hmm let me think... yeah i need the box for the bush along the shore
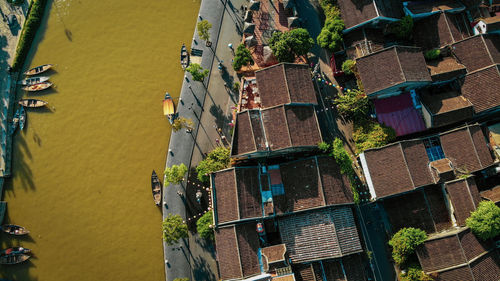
[164,163,188,186]
[196,147,230,183]
[197,211,214,241]
[186,63,209,82]
[12,0,48,71]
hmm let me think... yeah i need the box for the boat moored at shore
[24,64,53,76]
[19,107,26,131]
[180,44,190,70]
[18,76,50,86]
[0,247,31,256]
[163,92,176,124]
[151,170,162,206]
[0,253,30,265]
[1,224,29,236]
[22,81,52,92]
[18,99,48,108]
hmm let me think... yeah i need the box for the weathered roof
[444,177,481,226]
[459,64,500,114]
[405,0,464,14]
[426,56,466,82]
[344,28,385,59]
[212,156,354,225]
[231,105,322,157]
[255,63,317,108]
[420,91,473,127]
[416,228,497,276]
[278,207,362,263]
[413,12,472,50]
[337,0,404,29]
[361,125,494,199]
[452,34,500,72]
[480,185,500,202]
[356,46,431,95]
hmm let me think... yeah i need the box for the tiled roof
[444,178,480,226]
[231,105,322,157]
[405,0,464,14]
[337,0,403,29]
[413,12,471,50]
[426,56,466,82]
[212,156,354,225]
[361,125,494,199]
[278,207,362,263]
[357,46,431,95]
[255,63,317,108]
[469,250,500,281]
[262,244,287,269]
[272,275,296,281]
[420,91,473,127]
[452,34,500,72]
[459,64,500,114]
[480,185,500,202]
[292,264,315,281]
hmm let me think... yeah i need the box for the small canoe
[24,64,53,76]
[0,253,30,265]
[163,92,175,124]
[0,247,31,256]
[18,76,50,86]
[180,44,190,70]
[19,106,26,131]
[151,170,162,206]
[18,99,48,108]
[1,224,29,236]
[22,81,52,92]
[9,108,21,135]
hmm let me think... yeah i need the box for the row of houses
[209,0,500,280]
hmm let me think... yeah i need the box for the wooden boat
[18,76,50,86]
[18,99,48,108]
[19,106,26,131]
[9,108,20,135]
[1,224,29,236]
[0,253,30,265]
[0,247,31,256]
[180,44,190,70]
[151,170,162,206]
[22,81,52,92]
[163,92,175,124]
[24,64,53,76]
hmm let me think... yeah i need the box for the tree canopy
[172,117,194,132]
[353,119,396,154]
[389,16,413,40]
[196,147,231,182]
[186,63,209,82]
[466,200,500,240]
[162,214,188,245]
[388,227,427,265]
[334,89,370,122]
[197,20,212,43]
[197,211,214,241]
[317,15,345,52]
[164,163,188,186]
[400,264,433,281]
[268,28,314,62]
[233,44,254,71]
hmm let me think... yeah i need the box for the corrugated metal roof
[374,93,426,136]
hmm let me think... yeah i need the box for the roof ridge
[314,156,327,206]
[466,126,483,169]
[399,142,416,189]
[282,64,292,104]
[282,105,293,148]
[394,46,406,83]
[247,110,259,154]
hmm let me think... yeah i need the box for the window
[423,137,445,162]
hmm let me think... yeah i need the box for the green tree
[390,16,413,40]
[197,211,215,241]
[164,163,188,186]
[162,214,189,245]
[341,59,356,75]
[401,264,433,281]
[196,147,231,182]
[173,278,190,281]
[186,63,209,82]
[334,89,370,122]
[268,28,314,62]
[318,141,331,153]
[353,119,396,153]
[233,44,254,71]
[197,20,212,46]
[331,138,360,203]
[424,49,441,60]
[388,228,427,265]
[317,16,345,52]
[466,200,500,240]
[172,117,194,132]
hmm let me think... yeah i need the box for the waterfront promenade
[162,0,246,280]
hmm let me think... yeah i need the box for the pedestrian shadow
[193,256,217,281]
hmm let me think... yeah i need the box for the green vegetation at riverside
[172,117,194,132]
[12,0,49,71]
[341,59,356,75]
[318,138,360,203]
[197,211,214,241]
[424,49,441,60]
[400,264,433,281]
[173,278,190,281]
[197,20,212,45]
[196,147,231,182]
[317,0,344,52]
[389,227,427,265]
[232,44,254,71]
[164,163,188,186]
[353,119,396,153]
[389,15,414,40]
[268,28,314,62]
[186,63,209,82]
[162,214,189,245]
[466,200,500,240]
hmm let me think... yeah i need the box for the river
[0,0,199,280]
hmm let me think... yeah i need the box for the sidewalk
[162,0,246,280]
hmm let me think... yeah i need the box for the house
[343,28,386,60]
[232,63,323,160]
[473,15,500,34]
[451,34,500,73]
[403,0,466,19]
[337,0,404,33]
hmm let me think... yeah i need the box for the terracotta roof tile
[460,65,500,113]
[262,244,287,264]
[293,264,315,281]
[401,140,435,187]
[237,223,261,277]
[458,228,494,261]
[470,250,500,281]
[435,265,474,281]
[216,226,243,279]
[426,56,467,82]
[445,178,480,226]
[414,12,471,50]
[284,64,317,104]
[286,106,322,148]
[417,234,467,272]
[420,91,473,127]
[317,156,354,205]
[405,0,464,14]
[321,259,345,280]
[249,110,267,152]
[440,126,488,172]
[232,111,257,156]
[452,34,500,72]
[343,254,367,281]
[236,168,263,220]
[480,185,500,202]
[262,106,291,150]
[337,0,379,29]
[423,185,452,232]
[470,125,495,168]
[213,169,239,224]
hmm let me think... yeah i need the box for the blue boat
[19,106,26,131]
[9,108,21,135]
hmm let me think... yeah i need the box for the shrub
[197,211,214,241]
[466,200,500,240]
[334,89,370,122]
[390,16,413,40]
[164,163,188,186]
[318,141,330,153]
[331,138,360,203]
[12,0,49,71]
[317,16,344,52]
[172,117,194,132]
[232,44,254,71]
[186,63,209,82]
[319,0,341,19]
[388,228,427,265]
[196,147,231,182]
[197,20,212,43]
[401,264,433,281]
[353,119,396,153]
[424,49,441,60]
[232,81,240,92]
[341,59,356,75]
[162,214,188,245]
[269,28,314,62]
